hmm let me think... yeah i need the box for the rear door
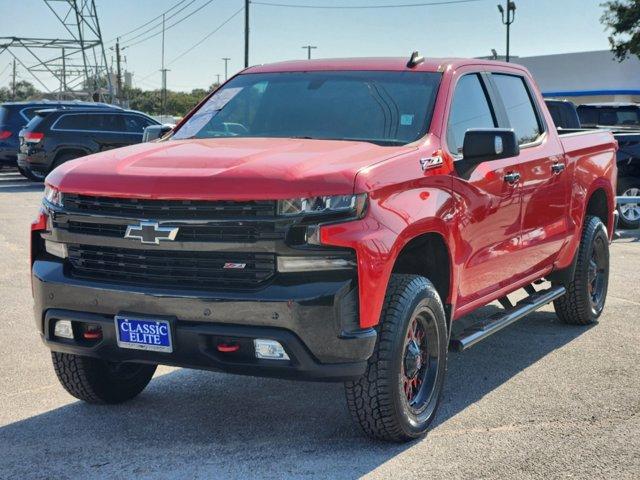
[446,71,523,308]
[489,72,570,277]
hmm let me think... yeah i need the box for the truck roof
[245,57,526,74]
[579,102,639,108]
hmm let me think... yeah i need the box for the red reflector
[82,326,102,340]
[0,130,11,140]
[24,131,44,142]
[217,343,240,353]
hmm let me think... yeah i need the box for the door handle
[551,163,566,174]
[503,172,520,184]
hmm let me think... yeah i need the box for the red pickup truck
[31,55,617,442]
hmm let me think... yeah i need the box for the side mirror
[142,124,174,142]
[456,129,519,179]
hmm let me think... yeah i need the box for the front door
[445,72,523,309]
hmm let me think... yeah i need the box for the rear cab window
[446,73,497,155]
[491,73,544,145]
[577,106,640,127]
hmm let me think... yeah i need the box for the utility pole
[302,45,317,60]
[222,57,230,80]
[61,48,66,95]
[11,58,16,100]
[115,38,123,103]
[160,13,169,118]
[497,1,516,62]
[244,0,250,68]
[216,74,221,85]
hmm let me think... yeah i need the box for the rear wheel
[51,352,156,404]
[616,177,640,229]
[345,274,448,442]
[554,215,610,325]
[19,166,46,182]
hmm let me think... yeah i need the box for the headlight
[277,194,367,218]
[43,185,62,207]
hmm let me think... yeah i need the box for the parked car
[577,102,640,128]
[546,99,640,229]
[17,108,159,181]
[32,56,616,442]
[0,100,118,172]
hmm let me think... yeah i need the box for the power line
[168,8,244,65]
[252,0,484,8]
[113,0,198,46]
[135,7,243,85]
[108,0,191,42]
[122,0,219,49]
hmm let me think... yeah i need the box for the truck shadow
[0,310,587,479]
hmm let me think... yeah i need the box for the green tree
[601,0,640,61]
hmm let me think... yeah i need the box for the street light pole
[222,57,231,80]
[301,45,317,60]
[244,0,250,68]
[497,1,516,62]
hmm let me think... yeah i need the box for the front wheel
[52,352,157,404]
[345,274,448,442]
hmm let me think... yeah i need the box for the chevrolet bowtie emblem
[124,221,179,245]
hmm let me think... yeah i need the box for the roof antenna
[407,51,425,68]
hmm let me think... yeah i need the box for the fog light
[254,339,290,360]
[277,256,355,272]
[54,320,74,339]
[45,240,68,259]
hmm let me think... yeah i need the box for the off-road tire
[345,274,448,442]
[554,215,610,325]
[51,352,157,404]
[616,177,640,230]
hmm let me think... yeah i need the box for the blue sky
[0,0,612,92]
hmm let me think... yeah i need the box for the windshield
[172,71,442,146]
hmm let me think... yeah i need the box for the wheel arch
[585,183,613,235]
[390,231,453,331]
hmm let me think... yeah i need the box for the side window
[447,74,496,155]
[492,74,542,145]
[55,114,89,130]
[97,114,127,132]
[123,114,152,133]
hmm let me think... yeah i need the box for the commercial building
[515,50,640,104]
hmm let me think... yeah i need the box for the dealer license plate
[115,316,173,353]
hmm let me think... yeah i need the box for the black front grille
[67,245,276,290]
[57,220,280,243]
[62,194,277,219]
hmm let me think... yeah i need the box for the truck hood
[47,137,416,200]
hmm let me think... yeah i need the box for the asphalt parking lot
[0,168,638,480]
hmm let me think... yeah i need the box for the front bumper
[33,259,376,381]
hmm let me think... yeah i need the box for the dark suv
[0,101,117,171]
[577,103,640,128]
[18,108,159,181]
